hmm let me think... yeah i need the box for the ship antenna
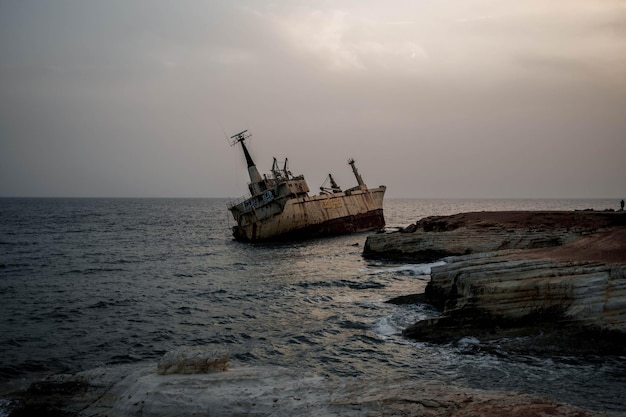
[230,130,256,169]
[230,130,263,186]
[230,130,251,146]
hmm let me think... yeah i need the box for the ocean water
[1,197,625,413]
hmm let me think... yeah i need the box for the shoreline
[5,355,620,417]
[5,209,626,416]
[365,210,626,356]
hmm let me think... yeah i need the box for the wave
[374,304,440,338]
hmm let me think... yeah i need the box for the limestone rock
[156,346,229,375]
[7,363,608,417]
[405,251,626,354]
[364,211,626,353]
[364,226,580,261]
[364,211,626,261]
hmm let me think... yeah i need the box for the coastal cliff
[366,211,626,353]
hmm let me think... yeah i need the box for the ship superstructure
[227,130,386,241]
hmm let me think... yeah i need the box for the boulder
[156,346,229,375]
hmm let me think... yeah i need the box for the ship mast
[231,130,264,194]
[348,158,366,190]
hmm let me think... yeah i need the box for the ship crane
[320,174,342,194]
[271,158,292,180]
[348,158,366,190]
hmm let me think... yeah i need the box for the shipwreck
[227,130,386,241]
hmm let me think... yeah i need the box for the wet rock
[156,346,229,375]
[404,251,626,354]
[6,363,608,417]
[400,223,417,233]
[385,293,427,305]
[8,379,89,417]
[6,365,137,417]
[364,211,626,353]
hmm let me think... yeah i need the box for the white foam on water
[374,316,398,337]
[0,399,14,417]
[457,336,481,347]
[365,261,446,276]
[374,304,441,339]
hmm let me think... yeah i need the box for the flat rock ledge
[364,211,626,262]
[364,211,626,354]
[6,359,616,417]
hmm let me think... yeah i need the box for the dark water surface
[1,198,624,412]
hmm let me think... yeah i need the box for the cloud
[1,0,625,198]
[209,47,256,66]
[250,0,626,93]
[449,0,626,86]
[275,9,366,71]
[268,7,429,73]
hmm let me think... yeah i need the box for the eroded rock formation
[365,211,626,354]
[406,251,626,354]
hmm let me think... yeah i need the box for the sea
[1,198,625,414]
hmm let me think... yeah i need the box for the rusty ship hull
[227,130,386,242]
[231,186,386,241]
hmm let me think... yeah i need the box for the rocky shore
[364,211,626,262]
[6,210,626,416]
[5,347,619,417]
[366,210,626,355]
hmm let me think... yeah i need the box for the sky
[1,0,625,199]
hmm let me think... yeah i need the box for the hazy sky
[1,1,625,198]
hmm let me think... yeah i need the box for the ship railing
[228,194,252,210]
